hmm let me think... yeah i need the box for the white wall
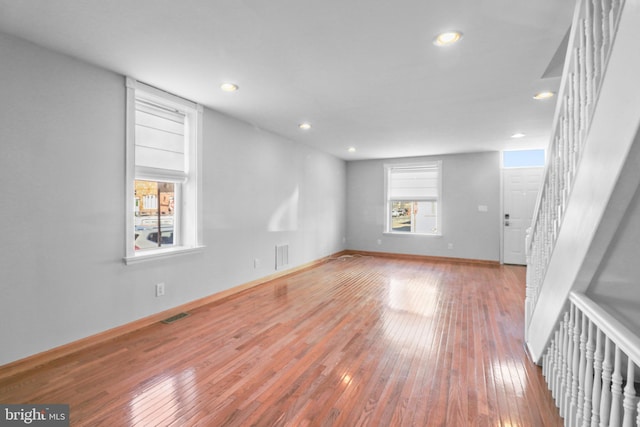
[586,180,640,332]
[345,152,500,261]
[0,32,346,366]
[583,133,640,333]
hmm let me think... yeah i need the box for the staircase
[525,0,640,424]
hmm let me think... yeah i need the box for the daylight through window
[125,78,203,263]
[134,180,175,250]
[385,162,442,235]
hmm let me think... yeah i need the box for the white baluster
[590,327,603,427]
[560,133,568,218]
[609,5,616,47]
[557,319,566,401]
[601,0,610,68]
[566,75,574,192]
[549,330,560,399]
[560,311,571,417]
[609,345,623,426]
[611,0,621,29]
[582,319,595,426]
[577,312,589,427]
[599,336,612,427]
[571,59,580,177]
[592,0,602,90]
[544,341,552,383]
[557,325,564,396]
[578,20,587,142]
[570,306,582,427]
[550,336,557,389]
[584,0,595,110]
[565,307,576,418]
[621,358,636,427]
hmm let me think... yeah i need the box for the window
[124,78,203,263]
[385,162,442,235]
[502,149,545,168]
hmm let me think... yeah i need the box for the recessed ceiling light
[533,91,554,100]
[299,122,312,130]
[220,83,239,92]
[511,133,526,138]
[433,31,463,46]
[348,147,356,153]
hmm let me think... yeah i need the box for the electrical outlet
[254,258,261,269]
[156,282,165,297]
[448,243,454,250]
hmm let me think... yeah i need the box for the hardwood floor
[0,255,562,426]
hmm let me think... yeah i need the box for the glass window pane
[390,200,439,234]
[414,200,438,234]
[391,201,413,232]
[385,161,441,235]
[134,180,175,251]
[503,149,545,168]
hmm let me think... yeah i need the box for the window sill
[383,232,442,237]
[123,245,205,265]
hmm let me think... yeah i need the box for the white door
[503,167,543,265]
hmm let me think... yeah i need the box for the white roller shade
[388,165,439,200]
[135,101,186,175]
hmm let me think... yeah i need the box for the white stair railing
[542,292,640,427]
[525,0,625,339]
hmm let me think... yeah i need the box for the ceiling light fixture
[511,133,526,138]
[533,91,554,100]
[220,83,239,92]
[348,147,356,153]
[299,122,312,130]
[433,31,463,46]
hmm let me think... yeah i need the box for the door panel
[503,168,543,265]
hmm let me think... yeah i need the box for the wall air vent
[275,244,289,270]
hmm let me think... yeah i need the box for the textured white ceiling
[0,0,575,160]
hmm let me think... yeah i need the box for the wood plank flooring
[0,255,562,426]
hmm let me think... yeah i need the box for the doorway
[502,167,543,265]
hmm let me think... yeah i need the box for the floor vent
[161,312,190,324]
[275,244,289,270]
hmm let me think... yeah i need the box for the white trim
[570,292,640,367]
[123,245,206,265]
[125,80,136,257]
[194,104,204,246]
[383,161,442,235]
[126,77,197,110]
[125,77,204,263]
[382,231,443,237]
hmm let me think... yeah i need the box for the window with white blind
[124,78,203,264]
[384,161,442,235]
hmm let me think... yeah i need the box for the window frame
[124,78,204,264]
[384,161,442,236]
